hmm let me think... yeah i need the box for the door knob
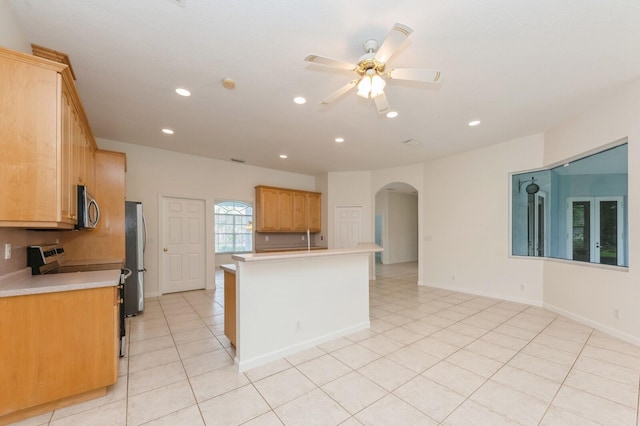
[163,248,168,252]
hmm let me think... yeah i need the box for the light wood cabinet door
[256,186,280,231]
[0,286,119,418]
[0,47,97,228]
[278,189,293,231]
[223,270,237,347]
[0,52,59,224]
[60,82,75,222]
[256,186,294,231]
[306,192,322,232]
[292,191,307,231]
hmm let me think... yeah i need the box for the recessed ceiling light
[335,137,345,143]
[161,128,174,135]
[279,154,288,159]
[386,111,398,118]
[468,120,481,126]
[293,96,306,105]
[175,88,191,97]
[222,78,236,90]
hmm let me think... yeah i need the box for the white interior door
[334,206,362,248]
[161,196,206,293]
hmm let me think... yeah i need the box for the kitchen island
[231,243,382,371]
[0,268,121,424]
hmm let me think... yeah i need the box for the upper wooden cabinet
[255,186,321,232]
[0,47,97,229]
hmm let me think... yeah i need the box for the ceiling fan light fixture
[357,70,386,99]
[356,75,372,98]
[370,74,386,98]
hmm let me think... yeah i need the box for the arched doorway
[374,182,419,266]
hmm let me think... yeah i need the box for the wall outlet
[301,235,305,241]
[320,235,324,241]
[614,309,621,319]
[4,243,11,260]
[265,235,269,241]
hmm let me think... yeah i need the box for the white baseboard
[543,302,640,347]
[422,281,543,307]
[236,321,370,372]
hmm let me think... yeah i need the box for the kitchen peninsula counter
[234,243,380,262]
[231,243,382,371]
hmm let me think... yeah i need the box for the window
[215,200,253,254]
[511,142,628,267]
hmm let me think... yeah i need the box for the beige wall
[97,138,316,297]
[0,0,29,53]
[422,133,546,306]
[542,79,640,344]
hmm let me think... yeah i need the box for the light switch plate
[4,243,11,260]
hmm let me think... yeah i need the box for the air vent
[167,0,186,7]
[231,158,246,164]
[402,139,421,146]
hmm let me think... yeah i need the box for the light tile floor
[14,262,640,425]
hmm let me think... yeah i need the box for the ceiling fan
[304,23,442,115]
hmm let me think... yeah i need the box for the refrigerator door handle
[123,268,133,280]
[142,213,148,253]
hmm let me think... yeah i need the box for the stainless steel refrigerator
[125,201,145,316]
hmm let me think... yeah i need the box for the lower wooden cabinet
[223,268,237,347]
[0,286,119,422]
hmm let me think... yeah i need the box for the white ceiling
[9,1,640,175]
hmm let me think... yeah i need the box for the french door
[567,197,624,265]
[528,192,547,257]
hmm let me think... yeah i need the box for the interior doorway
[160,196,206,294]
[374,183,418,265]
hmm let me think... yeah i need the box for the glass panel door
[595,197,623,266]
[567,197,624,265]
[571,200,591,262]
[535,193,546,257]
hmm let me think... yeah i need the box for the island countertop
[0,267,121,298]
[233,242,382,263]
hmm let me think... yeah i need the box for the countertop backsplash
[0,228,62,276]
[254,231,325,252]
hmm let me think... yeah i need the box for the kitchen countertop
[220,264,236,274]
[255,246,327,253]
[0,267,121,298]
[233,242,382,263]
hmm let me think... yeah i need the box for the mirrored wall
[511,143,628,267]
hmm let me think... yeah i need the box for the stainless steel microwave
[76,185,100,229]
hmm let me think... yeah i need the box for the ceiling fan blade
[374,23,413,64]
[320,79,359,104]
[387,68,442,83]
[305,54,357,71]
[373,92,391,114]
